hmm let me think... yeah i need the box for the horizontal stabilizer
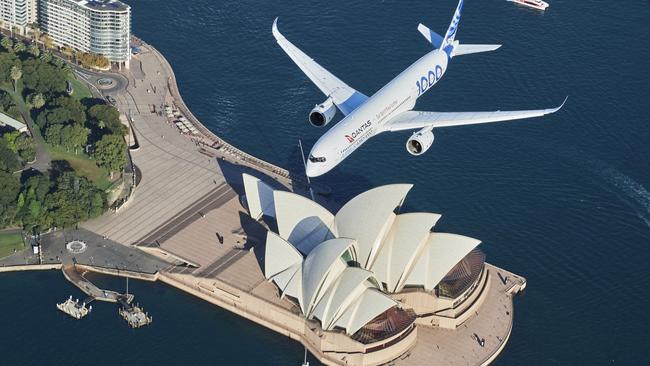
[454,44,502,56]
[417,23,444,49]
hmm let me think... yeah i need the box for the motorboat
[508,0,549,11]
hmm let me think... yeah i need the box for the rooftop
[75,0,130,12]
[0,112,27,133]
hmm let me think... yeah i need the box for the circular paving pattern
[66,240,88,254]
[96,77,116,89]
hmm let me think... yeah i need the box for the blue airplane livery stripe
[338,91,369,115]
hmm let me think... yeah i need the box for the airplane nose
[305,162,317,177]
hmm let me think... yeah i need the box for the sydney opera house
[242,173,526,365]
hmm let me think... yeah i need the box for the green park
[0,33,128,244]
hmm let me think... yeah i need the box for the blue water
[3,0,650,364]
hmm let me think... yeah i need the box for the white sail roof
[333,288,397,335]
[252,174,486,337]
[274,191,336,254]
[301,238,356,315]
[405,233,481,291]
[335,184,412,267]
[242,173,276,219]
[264,231,303,278]
[310,267,376,329]
[370,213,441,292]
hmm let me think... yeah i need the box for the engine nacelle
[309,98,336,127]
[406,129,434,156]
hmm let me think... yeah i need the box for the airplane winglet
[554,96,569,113]
[272,17,281,39]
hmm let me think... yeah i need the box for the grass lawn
[67,76,92,100]
[47,146,113,190]
[0,231,25,259]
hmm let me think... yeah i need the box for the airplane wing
[384,98,567,132]
[272,18,368,115]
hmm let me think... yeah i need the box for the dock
[56,296,92,319]
[119,302,152,328]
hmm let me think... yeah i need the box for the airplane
[272,0,566,177]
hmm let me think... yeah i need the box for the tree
[1,37,13,52]
[43,124,62,145]
[40,34,54,50]
[27,44,39,57]
[0,139,21,172]
[0,52,19,84]
[53,57,65,69]
[30,25,41,47]
[17,172,52,232]
[10,65,22,92]
[28,93,45,109]
[37,96,86,128]
[39,52,52,63]
[61,124,90,153]
[44,123,89,153]
[21,58,66,94]
[0,170,20,227]
[93,133,127,178]
[13,41,25,54]
[87,104,126,136]
[44,171,105,228]
[76,51,110,69]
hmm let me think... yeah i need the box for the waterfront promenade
[0,41,523,366]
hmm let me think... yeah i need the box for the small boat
[508,0,549,11]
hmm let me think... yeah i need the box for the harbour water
[2,0,650,364]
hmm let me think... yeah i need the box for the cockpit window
[308,155,326,163]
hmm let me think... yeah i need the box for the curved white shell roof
[247,175,486,336]
[242,173,276,219]
[405,233,481,291]
[334,288,397,335]
[302,238,355,315]
[264,231,303,279]
[335,184,412,267]
[274,191,336,254]
[370,213,441,292]
[310,267,376,329]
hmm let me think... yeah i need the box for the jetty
[61,265,133,303]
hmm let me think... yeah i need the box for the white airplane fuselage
[306,48,450,177]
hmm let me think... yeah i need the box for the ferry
[508,0,549,10]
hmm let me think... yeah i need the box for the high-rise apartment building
[39,0,131,69]
[0,0,37,34]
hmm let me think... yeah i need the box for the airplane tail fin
[418,0,501,57]
[417,0,463,52]
[442,0,464,47]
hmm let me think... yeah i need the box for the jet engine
[406,129,434,156]
[309,97,336,127]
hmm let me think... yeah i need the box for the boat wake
[585,159,650,228]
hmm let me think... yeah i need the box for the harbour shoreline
[0,38,523,366]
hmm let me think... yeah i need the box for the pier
[61,265,133,303]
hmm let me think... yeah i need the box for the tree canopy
[88,104,127,136]
[93,134,127,174]
[21,58,67,95]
